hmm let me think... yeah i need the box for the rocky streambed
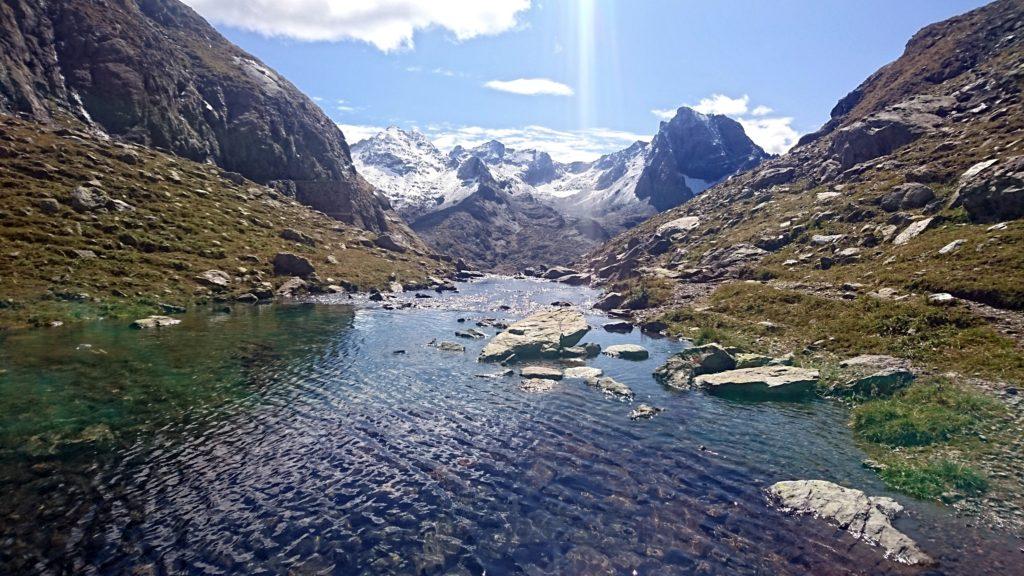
[0,276,1021,575]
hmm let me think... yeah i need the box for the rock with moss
[768,480,932,566]
[654,343,736,389]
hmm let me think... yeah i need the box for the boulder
[694,366,819,397]
[829,109,938,170]
[880,183,934,212]
[280,228,316,246]
[36,197,61,214]
[68,186,108,212]
[557,273,591,286]
[954,155,1024,222]
[768,480,932,566]
[521,366,563,380]
[374,234,409,253]
[272,253,316,277]
[195,269,231,289]
[130,316,181,329]
[654,344,736,389]
[892,217,934,245]
[603,344,649,360]
[602,321,633,333]
[938,239,965,255]
[927,292,956,306]
[656,216,700,237]
[749,167,796,190]
[479,308,590,362]
[276,277,307,297]
[835,367,916,397]
[735,352,773,369]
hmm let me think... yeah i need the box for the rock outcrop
[953,155,1024,222]
[768,480,932,566]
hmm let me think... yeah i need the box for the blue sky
[184,0,989,161]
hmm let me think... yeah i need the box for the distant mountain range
[352,107,770,271]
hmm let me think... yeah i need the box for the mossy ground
[0,117,449,330]
[653,281,1022,510]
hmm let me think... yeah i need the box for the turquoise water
[0,277,1019,575]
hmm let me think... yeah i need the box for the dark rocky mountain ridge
[0,0,414,241]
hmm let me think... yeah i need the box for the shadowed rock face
[635,108,769,211]
[0,0,411,239]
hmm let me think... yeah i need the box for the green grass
[851,380,1001,447]
[876,459,989,501]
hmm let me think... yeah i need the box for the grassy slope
[586,2,1024,522]
[0,116,450,329]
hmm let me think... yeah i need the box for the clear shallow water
[0,277,1020,575]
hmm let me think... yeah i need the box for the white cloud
[652,94,800,154]
[483,78,574,96]
[338,124,388,144]
[691,94,750,116]
[182,0,531,52]
[738,117,800,155]
[651,108,676,121]
[423,124,649,163]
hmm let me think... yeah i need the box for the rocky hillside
[0,116,450,329]
[354,107,768,270]
[0,0,414,241]
[586,0,1024,528]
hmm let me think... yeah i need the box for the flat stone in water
[695,366,818,397]
[520,378,557,393]
[603,344,649,360]
[130,316,181,329]
[479,308,589,362]
[520,366,563,380]
[563,366,603,382]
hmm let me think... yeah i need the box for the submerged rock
[629,404,663,420]
[603,344,649,360]
[653,343,736,389]
[429,340,466,353]
[602,320,634,333]
[563,366,603,382]
[768,480,932,566]
[130,316,181,329]
[591,377,634,399]
[695,366,818,397]
[479,308,590,362]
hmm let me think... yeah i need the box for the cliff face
[0,0,410,238]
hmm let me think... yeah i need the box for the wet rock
[603,344,649,360]
[768,480,932,566]
[195,269,231,289]
[591,376,634,399]
[455,328,487,339]
[479,308,590,362]
[272,253,316,277]
[429,340,466,353]
[695,366,818,397]
[236,293,259,303]
[563,366,603,382]
[520,378,556,393]
[654,343,736,389]
[158,302,186,314]
[629,404,663,420]
[130,315,181,329]
[602,320,633,333]
[521,366,563,380]
[557,273,591,286]
[541,266,577,280]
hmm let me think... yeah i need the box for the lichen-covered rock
[695,366,818,397]
[479,308,589,362]
[768,480,932,566]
